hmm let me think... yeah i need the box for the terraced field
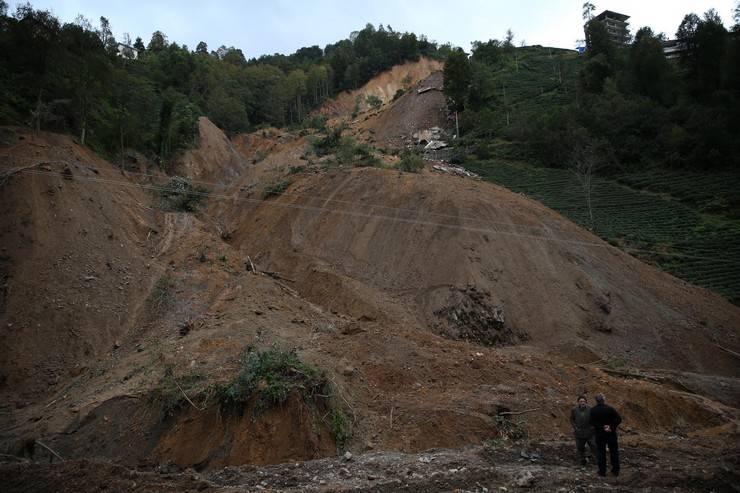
[467,159,740,304]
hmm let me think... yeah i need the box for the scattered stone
[514,470,536,488]
[343,451,353,461]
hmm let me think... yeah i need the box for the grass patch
[309,125,344,157]
[397,149,425,173]
[262,179,292,199]
[217,347,329,408]
[335,137,381,168]
[155,177,207,212]
[147,275,174,314]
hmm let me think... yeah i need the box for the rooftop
[594,10,630,22]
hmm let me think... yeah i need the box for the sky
[9,1,738,56]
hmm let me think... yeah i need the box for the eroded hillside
[1,62,739,492]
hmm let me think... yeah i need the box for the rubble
[431,163,480,179]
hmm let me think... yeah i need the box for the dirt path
[2,441,737,492]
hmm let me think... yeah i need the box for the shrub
[393,88,406,101]
[262,179,292,199]
[309,125,344,157]
[397,149,425,172]
[155,177,207,212]
[302,114,328,132]
[366,94,382,110]
[218,347,329,408]
[335,137,382,168]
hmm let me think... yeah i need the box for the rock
[344,451,353,461]
[339,467,351,477]
[514,470,535,488]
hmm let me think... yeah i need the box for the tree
[133,36,145,52]
[148,30,167,52]
[583,2,596,21]
[571,139,613,225]
[195,41,208,55]
[504,29,515,49]
[443,48,471,136]
[630,27,673,103]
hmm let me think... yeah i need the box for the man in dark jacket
[570,395,596,465]
[589,393,622,476]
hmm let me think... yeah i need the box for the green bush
[302,114,328,132]
[335,137,381,168]
[309,125,344,157]
[393,88,406,101]
[155,177,207,212]
[218,347,328,408]
[262,179,292,199]
[366,94,382,110]
[397,149,425,172]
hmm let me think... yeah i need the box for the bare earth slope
[0,63,739,492]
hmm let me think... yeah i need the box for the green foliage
[443,48,471,112]
[365,93,382,110]
[309,125,344,156]
[329,408,349,448]
[0,7,446,162]
[262,179,292,199]
[392,88,406,101]
[155,177,207,212]
[335,137,381,168]
[217,347,328,408]
[397,149,425,172]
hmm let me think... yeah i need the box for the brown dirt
[0,59,739,492]
[316,58,442,120]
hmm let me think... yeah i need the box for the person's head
[577,395,587,408]
[595,393,605,404]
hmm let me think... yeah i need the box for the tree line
[443,4,740,172]
[0,2,446,165]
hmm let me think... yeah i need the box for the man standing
[589,393,622,477]
[570,395,596,465]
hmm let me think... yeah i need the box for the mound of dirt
[316,58,442,119]
[355,71,449,148]
[222,166,740,377]
[174,117,250,185]
[0,129,160,398]
[1,58,739,492]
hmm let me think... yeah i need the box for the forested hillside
[0,1,447,165]
[446,7,740,174]
[442,6,740,303]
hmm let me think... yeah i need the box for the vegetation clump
[155,177,207,212]
[262,179,292,199]
[216,347,326,408]
[309,125,344,157]
[335,137,381,168]
[147,275,174,313]
[365,94,382,110]
[397,149,425,172]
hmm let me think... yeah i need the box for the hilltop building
[116,43,139,60]
[593,10,631,45]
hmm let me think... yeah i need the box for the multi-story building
[593,10,631,45]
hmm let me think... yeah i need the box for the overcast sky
[10,1,738,56]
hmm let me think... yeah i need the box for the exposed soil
[1,61,739,492]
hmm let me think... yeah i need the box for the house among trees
[116,43,139,60]
[661,39,687,60]
[593,10,631,45]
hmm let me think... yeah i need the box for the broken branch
[497,408,539,416]
[35,440,63,462]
